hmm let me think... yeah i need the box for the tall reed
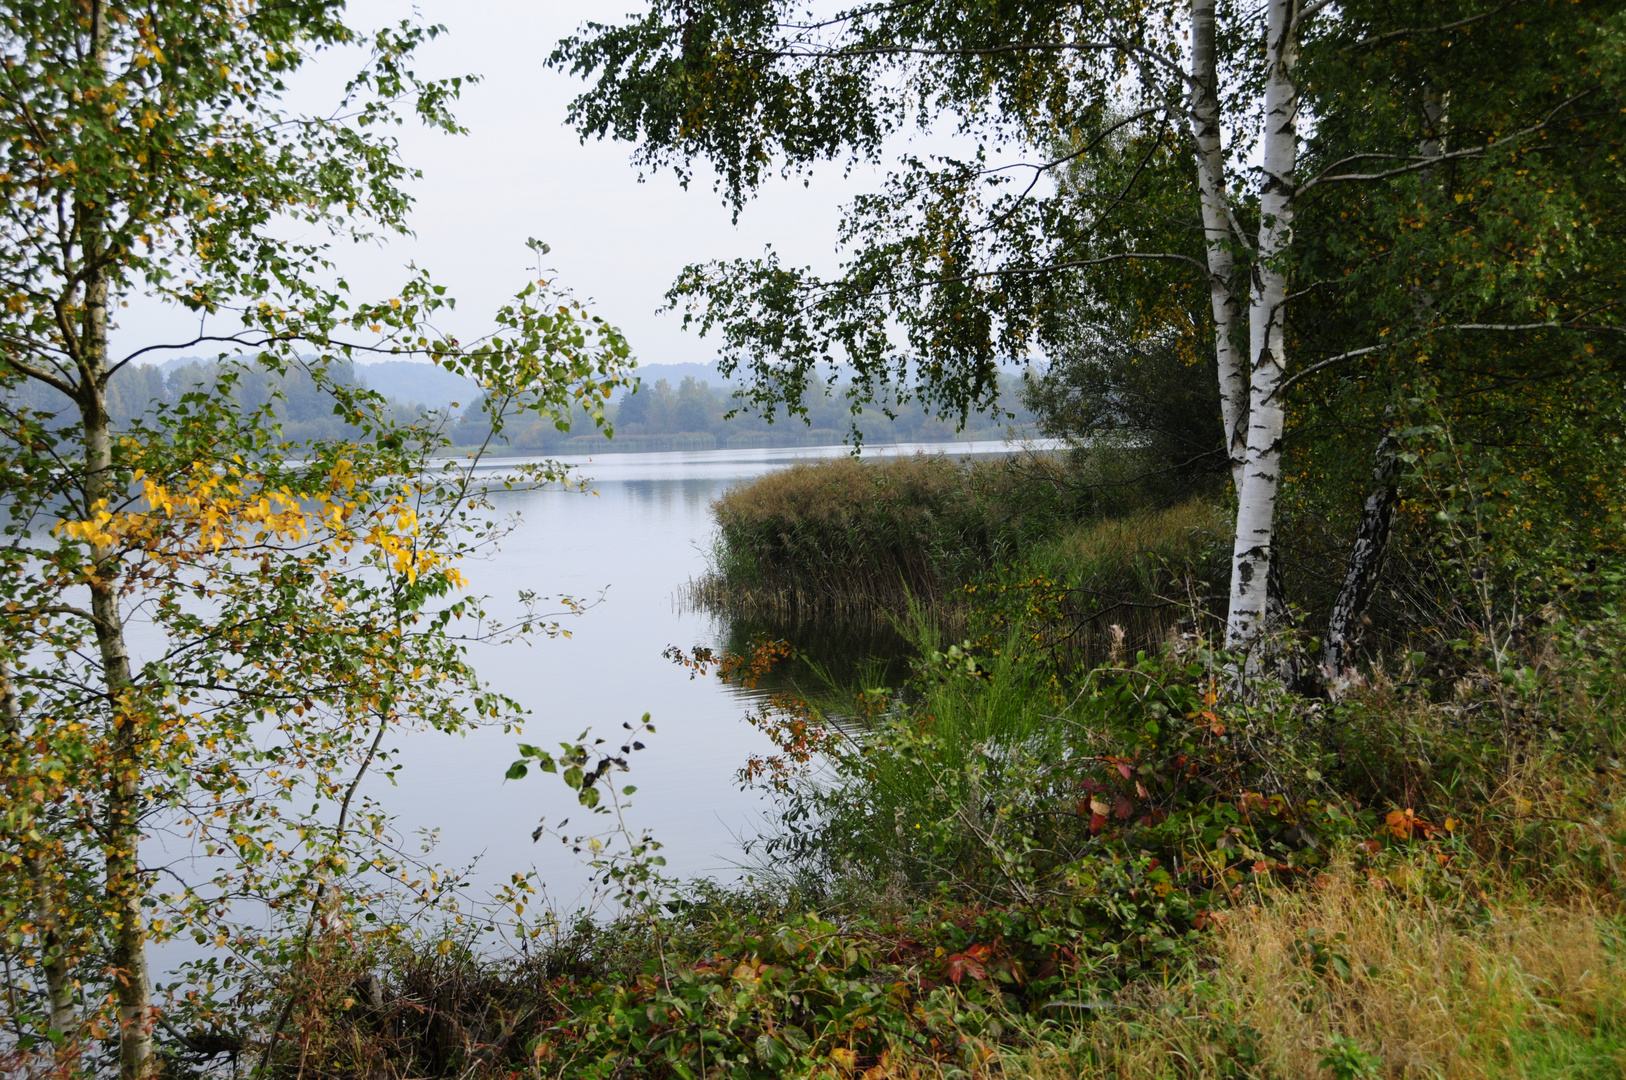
[695,452,1076,621]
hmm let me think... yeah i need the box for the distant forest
[5,358,1033,454]
[456,372,1034,454]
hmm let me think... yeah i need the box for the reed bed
[694,452,1077,621]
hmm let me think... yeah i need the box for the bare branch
[0,351,78,397]
[1300,95,1587,193]
[1271,316,1622,400]
[1342,1,1526,52]
[113,334,275,370]
[1269,343,1388,400]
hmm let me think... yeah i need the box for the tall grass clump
[972,499,1233,667]
[1019,866,1626,1080]
[696,452,1077,620]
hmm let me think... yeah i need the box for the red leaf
[1116,762,1133,780]
[1113,795,1134,820]
[945,952,987,984]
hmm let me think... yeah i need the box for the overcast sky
[110,1,913,370]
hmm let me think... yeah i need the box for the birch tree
[1223,0,1300,646]
[1187,0,1247,493]
[550,0,1309,649]
[0,4,632,1076]
[554,0,1622,663]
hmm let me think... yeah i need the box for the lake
[367,439,1046,917]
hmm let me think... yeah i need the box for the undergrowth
[228,604,1626,1080]
[134,479,1626,1080]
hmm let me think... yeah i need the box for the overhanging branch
[1300,95,1587,192]
[1270,317,1622,400]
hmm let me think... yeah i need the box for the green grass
[1498,1021,1626,1079]
[1012,498,1233,659]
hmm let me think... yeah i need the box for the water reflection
[369,439,1049,912]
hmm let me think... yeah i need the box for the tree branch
[1300,95,1587,192]
[1342,1,1526,52]
[975,108,1172,237]
[797,250,1215,314]
[1268,343,1389,400]
[1271,317,1621,400]
[112,334,280,371]
[0,351,79,397]
[1291,0,1339,35]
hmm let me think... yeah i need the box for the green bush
[967,499,1233,667]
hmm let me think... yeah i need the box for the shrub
[967,500,1233,668]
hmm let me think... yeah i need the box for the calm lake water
[367,439,1043,915]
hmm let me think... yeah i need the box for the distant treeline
[2,357,389,443]
[455,372,1035,454]
[4,358,1031,453]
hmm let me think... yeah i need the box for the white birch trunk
[1226,0,1299,647]
[1189,0,1248,492]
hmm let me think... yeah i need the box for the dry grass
[1008,862,1626,1080]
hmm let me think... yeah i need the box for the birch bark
[1322,430,1399,680]
[1189,0,1248,492]
[1226,0,1300,647]
[79,243,156,1080]
[77,5,156,1075]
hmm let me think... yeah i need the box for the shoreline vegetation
[244,445,1626,1080]
[222,447,1626,1080]
[6,2,1624,1079]
[691,452,1230,646]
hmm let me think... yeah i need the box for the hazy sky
[111,1,909,370]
